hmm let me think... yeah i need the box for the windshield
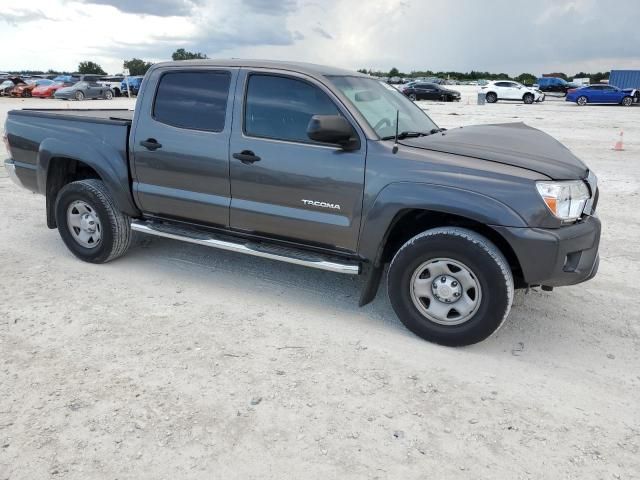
[328,76,438,139]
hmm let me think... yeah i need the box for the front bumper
[493,215,601,287]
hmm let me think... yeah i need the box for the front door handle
[232,150,261,165]
[140,138,162,151]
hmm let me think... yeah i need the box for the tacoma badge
[302,199,341,210]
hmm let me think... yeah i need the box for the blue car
[566,84,636,106]
[121,76,143,96]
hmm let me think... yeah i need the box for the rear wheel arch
[45,157,102,228]
[485,91,498,102]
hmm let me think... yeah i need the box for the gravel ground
[0,92,639,480]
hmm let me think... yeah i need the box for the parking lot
[1,92,639,479]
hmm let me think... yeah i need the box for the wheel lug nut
[454,292,460,297]
[451,281,458,287]
[440,276,446,283]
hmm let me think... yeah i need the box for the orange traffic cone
[613,130,624,151]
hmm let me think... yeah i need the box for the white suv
[481,81,544,104]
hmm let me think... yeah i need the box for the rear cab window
[153,71,231,131]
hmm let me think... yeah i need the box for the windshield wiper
[381,131,430,141]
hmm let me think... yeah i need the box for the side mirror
[307,115,358,150]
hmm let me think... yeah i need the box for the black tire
[388,227,514,346]
[54,179,132,263]
[75,91,84,101]
[485,92,497,103]
[523,93,534,104]
[408,93,417,101]
[621,96,633,106]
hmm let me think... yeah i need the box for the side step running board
[131,220,361,275]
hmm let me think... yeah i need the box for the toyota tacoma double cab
[3,60,601,346]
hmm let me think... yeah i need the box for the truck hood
[400,122,588,179]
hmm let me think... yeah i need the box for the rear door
[502,82,520,99]
[420,84,438,100]
[228,69,366,252]
[587,86,603,102]
[131,67,237,226]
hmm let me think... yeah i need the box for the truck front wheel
[54,179,132,263]
[388,227,514,346]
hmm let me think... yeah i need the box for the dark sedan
[401,82,461,102]
[54,81,114,101]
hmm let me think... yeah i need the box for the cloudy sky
[1,0,639,75]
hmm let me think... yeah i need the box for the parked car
[121,76,143,96]
[4,59,600,347]
[32,80,71,98]
[401,82,461,102]
[566,84,636,106]
[0,77,26,96]
[52,75,78,83]
[481,81,544,104]
[11,79,59,98]
[98,76,124,96]
[536,77,577,96]
[54,81,114,100]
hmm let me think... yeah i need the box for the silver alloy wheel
[75,91,84,101]
[410,258,482,325]
[622,96,632,106]
[67,200,102,248]
[577,96,587,106]
[409,93,417,101]
[105,90,113,100]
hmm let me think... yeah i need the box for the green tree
[357,68,368,74]
[78,61,107,75]
[515,73,537,85]
[388,67,400,77]
[171,48,208,61]
[123,58,153,76]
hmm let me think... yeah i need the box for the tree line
[359,67,610,84]
[7,52,610,84]
[7,49,209,77]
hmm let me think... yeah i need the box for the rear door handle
[140,138,162,151]
[232,150,261,165]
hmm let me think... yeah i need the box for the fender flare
[37,136,139,217]
[357,182,527,265]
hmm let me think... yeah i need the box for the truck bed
[9,108,133,125]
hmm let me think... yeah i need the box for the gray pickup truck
[3,60,601,346]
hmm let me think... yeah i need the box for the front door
[131,68,237,227]
[228,70,366,252]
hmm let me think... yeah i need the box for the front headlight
[536,180,590,222]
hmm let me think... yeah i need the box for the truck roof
[148,59,368,79]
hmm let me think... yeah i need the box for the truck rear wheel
[54,179,132,263]
[388,227,514,346]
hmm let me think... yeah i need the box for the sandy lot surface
[1,92,639,480]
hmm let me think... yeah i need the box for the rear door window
[153,71,231,132]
